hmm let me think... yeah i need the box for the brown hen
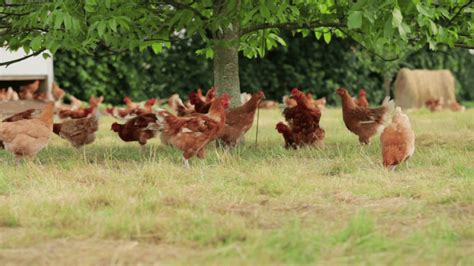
[336,88,393,144]
[219,91,265,147]
[53,116,99,148]
[155,94,229,167]
[380,107,415,169]
[0,102,54,160]
[276,88,325,148]
[111,113,159,151]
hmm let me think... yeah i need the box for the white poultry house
[0,48,54,98]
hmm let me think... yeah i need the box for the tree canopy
[1,0,473,104]
[1,0,472,58]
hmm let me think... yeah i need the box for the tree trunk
[213,0,241,107]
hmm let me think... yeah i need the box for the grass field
[0,107,473,265]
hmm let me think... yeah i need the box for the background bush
[54,35,474,105]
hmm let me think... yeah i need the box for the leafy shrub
[54,36,474,105]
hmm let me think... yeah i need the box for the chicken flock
[0,80,464,170]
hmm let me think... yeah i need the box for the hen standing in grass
[111,113,159,151]
[219,91,265,147]
[0,109,39,149]
[155,94,229,168]
[336,88,394,145]
[276,88,325,148]
[0,103,54,161]
[53,116,99,148]
[425,98,444,112]
[448,100,465,112]
[380,107,415,169]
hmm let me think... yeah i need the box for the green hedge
[54,36,474,105]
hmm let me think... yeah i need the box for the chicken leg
[183,157,190,169]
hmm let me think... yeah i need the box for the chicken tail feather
[382,96,395,114]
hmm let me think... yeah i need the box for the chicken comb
[221,93,230,101]
[359,89,366,96]
[123,96,131,102]
[147,98,157,105]
[85,107,96,115]
[290,87,301,96]
[220,93,231,106]
[188,92,200,104]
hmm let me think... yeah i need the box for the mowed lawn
[0,107,473,265]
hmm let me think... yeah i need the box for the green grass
[463,101,474,108]
[0,108,473,265]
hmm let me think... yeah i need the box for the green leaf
[315,30,322,40]
[398,22,411,40]
[109,19,117,32]
[151,43,162,54]
[301,29,309,37]
[392,8,403,28]
[323,31,332,44]
[375,38,385,50]
[64,15,72,31]
[46,39,61,54]
[42,53,51,59]
[289,6,300,16]
[384,19,393,38]
[348,11,363,29]
[205,48,214,59]
[439,8,450,18]
[31,36,42,51]
[268,33,286,46]
[97,22,106,37]
[54,12,64,29]
[429,20,438,34]
[416,4,432,18]
[259,4,271,18]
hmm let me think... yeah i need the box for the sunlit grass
[0,108,473,265]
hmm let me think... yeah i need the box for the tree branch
[448,0,473,24]
[0,11,34,17]
[454,43,474,49]
[241,21,345,35]
[0,49,46,67]
[1,2,50,7]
